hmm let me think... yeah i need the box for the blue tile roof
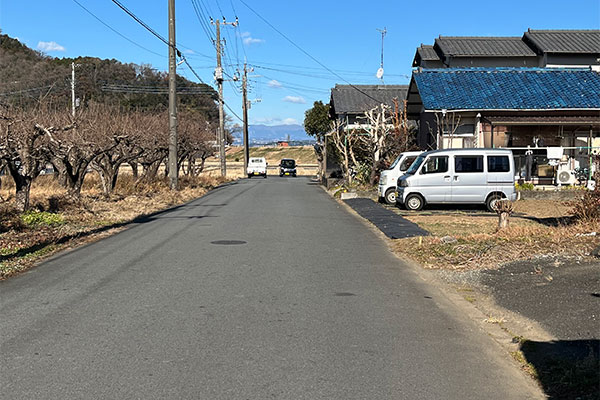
[413,68,600,110]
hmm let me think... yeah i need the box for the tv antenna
[376,27,386,82]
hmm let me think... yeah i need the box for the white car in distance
[247,157,267,178]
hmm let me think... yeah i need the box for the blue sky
[1,0,599,127]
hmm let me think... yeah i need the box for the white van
[378,151,422,204]
[247,157,267,178]
[396,148,517,212]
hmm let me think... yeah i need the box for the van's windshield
[399,156,418,171]
[405,155,425,175]
[389,156,402,170]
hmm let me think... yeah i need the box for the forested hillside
[0,33,218,118]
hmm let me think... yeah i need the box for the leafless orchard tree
[90,111,150,196]
[177,111,217,177]
[0,105,53,211]
[39,103,121,200]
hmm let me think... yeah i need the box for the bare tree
[329,120,359,183]
[40,103,119,199]
[90,111,146,196]
[0,105,51,211]
[427,111,462,150]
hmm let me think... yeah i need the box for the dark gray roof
[330,85,409,114]
[524,29,600,54]
[417,45,440,61]
[435,36,537,57]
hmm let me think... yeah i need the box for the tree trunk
[14,175,32,212]
[498,212,510,229]
[140,160,161,181]
[198,156,207,174]
[95,164,120,196]
[129,161,139,178]
[7,163,33,212]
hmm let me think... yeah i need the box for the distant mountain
[232,124,314,144]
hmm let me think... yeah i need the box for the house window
[443,124,475,136]
[488,156,510,172]
[455,156,483,173]
[422,156,449,174]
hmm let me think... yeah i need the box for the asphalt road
[0,177,542,399]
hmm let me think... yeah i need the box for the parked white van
[396,149,516,212]
[247,157,267,178]
[378,151,422,204]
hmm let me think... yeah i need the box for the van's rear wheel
[486,194,503,212]
[405,194,424,211]
[384,188,396,205]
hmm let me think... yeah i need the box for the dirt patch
[391,200,599,270]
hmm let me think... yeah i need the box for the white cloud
[240,32,264,45]
[243,36,264,45]
[37,41,65,52]
[268,79,282,88]
[282,95,306,104]
[282,118,298,125]
[183,49,195,54]
[251,116,298,126]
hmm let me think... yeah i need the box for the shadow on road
[520,339,599,399]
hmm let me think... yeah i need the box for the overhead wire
[72,0,166,58]
[238,0,390,103]
[106,0,243,124]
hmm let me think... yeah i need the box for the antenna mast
[376,27,386,83]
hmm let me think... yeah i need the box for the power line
[223,100,243,123]
[71,0,165,58]
[238,0,388,103]
[110,0,171,49]
[108,0,210,84]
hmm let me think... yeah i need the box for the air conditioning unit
[556,170,577,185]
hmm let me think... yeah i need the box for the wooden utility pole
[71,62,76,118]
[214,19,226,177]
[168,0,178,189]
[212,18,237,177]
[242,62,249,173]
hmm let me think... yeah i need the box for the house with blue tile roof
[406,67,600,182]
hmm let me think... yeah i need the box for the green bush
[21,211,65,227]
[515,183,534,191]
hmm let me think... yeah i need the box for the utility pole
[242,62,249,173]
[212,18,237,177]
[168,0,178,190]
[71,62,76,118]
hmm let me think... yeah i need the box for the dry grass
[393,200,600,270]
[223,146,318,165]
[0,173,228,279]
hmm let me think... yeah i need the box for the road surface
[0,177,542,399]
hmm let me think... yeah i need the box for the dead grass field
[392,199,600,270]
[0,173,228,279]
[223,146,318,165]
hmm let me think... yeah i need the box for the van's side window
[455,156,483,173]
[488,156,510,172]
[421,156,448,174]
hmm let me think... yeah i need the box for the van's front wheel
[486,194,503,212]
[405,194,424,211]
[384,188,396,205]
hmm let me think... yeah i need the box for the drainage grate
[210,240,247,245]
[335,292,356,296]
